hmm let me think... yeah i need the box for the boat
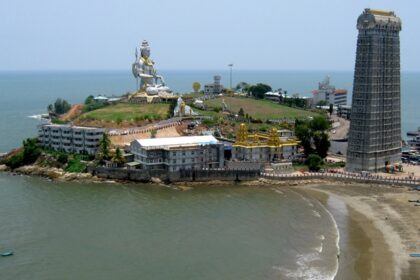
[1,251,13,257]
[409,253,420,257]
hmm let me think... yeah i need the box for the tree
[309,116,330,131]
[313,131,330,158]
[295,121,314,156]
[22,138,41,164]
[84,95,94,105]
[247,83,272,99]
[329,104,334,115]
[112,147,125,166]
[295,116,331,158]
[4,138,41,169]
[97,134,111,161]
[317,100,328,106]
[238,108,245,117]
[235,82,250,93]
[49,98,71,114]
[192,82,201,93]
[306,154,323,171]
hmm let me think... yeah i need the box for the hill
[203,96,318,120]
[74,103,171,128]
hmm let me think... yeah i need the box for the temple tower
[346,9,402,172]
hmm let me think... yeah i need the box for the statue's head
[140,40,151,58]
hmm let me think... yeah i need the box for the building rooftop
[135,135,219,148]
[40,123,105,130]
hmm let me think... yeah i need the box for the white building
[312,76,347,106]
[130,136,224,171]
[38,124,105,155]
[204,75,224,95]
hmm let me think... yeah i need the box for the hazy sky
[1,0,419,71]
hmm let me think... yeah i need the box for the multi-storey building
[346,9,402,172]
[130,136,224,171]
[38,124,105,155]
[312,76,348,106]
[204,75,224,95]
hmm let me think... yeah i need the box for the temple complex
[232,124,299,162]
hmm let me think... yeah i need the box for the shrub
[306,154,323,172]
[5,152,25,169]
[65,156,87,173]
[57,153,68,165]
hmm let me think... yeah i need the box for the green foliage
[57,153,69,165]
[202,117,218,127]
[82,95,108,113]
[4,138,41,169]
[168,100,177,118]
[112,147,125,166]
[65,156,87,173]
[97,134,112,161]
[84,95,94,105]
[238,107,245,117]
[317,100,328,106]
[235,82,250,92]
[295,121,313,156]
[51,118,68,125]
[213,107,222,113]
[283,97,307,108]
[309,116,331,131]
[48,98,71,114]
[295,116,331,158]
[80,103,169,122]
[247,83,272,99]
[306,154,323,171]
[312,131,330,158]
[22,138,41,164]
[4,152,25,169]
[192,82,201,93]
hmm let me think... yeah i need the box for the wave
[312,210,321,218]
[272,252,332,280]
[316,200,340,280]
[27,114,43,120]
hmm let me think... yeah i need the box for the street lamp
[228,63,233,90]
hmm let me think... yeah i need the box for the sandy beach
[299,184,420,280]
[183,179,420,279]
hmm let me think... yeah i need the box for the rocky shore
[0,164,102,183]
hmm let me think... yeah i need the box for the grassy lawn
[77,103,170,122]
[204,96,318,120]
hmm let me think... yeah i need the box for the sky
[1,0,419,71]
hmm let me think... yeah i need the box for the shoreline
[302,184,420,280]
[1,165,419,278]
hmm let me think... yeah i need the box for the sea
[0,70,418,279]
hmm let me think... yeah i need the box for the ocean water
[0,70,418,279]
[0,174,340,280]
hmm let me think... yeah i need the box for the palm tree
[97,133,111,161]
[112,147,125,166]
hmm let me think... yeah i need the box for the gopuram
[130,40,176,104]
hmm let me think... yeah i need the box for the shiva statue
[132,40,170,95]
